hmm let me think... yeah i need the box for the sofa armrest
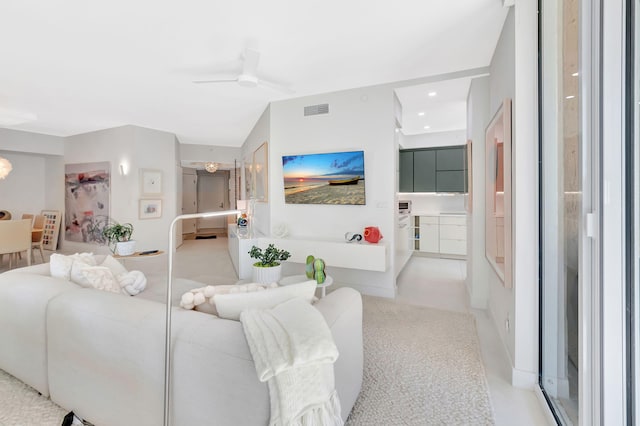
[0,272,79,396]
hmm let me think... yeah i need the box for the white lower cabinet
[415,214,467,257]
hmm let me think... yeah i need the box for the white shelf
[262,237,388,272]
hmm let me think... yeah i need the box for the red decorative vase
[363,227,383,243]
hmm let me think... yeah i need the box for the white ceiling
[0,1,507,147]
[395,77,474,135]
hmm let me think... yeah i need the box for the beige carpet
[0,370,66,426]
[346,296,494,426]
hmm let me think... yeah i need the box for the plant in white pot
[249,244,291,284]
[102,222,136,256]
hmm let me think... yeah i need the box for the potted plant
[248,244,291,284]
[102,222,136,256]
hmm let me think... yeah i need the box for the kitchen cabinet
[413,214,467,257]
[399,146,467,193]
[418,216,439,253]
[413,150,436,192]
[438,215,467,256]
[399,151,414,192]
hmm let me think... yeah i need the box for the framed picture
[140,169,162,196]
[139,199,162,219]
[244,160,253,199]
[253,142,268,202]
[64,162,110,244]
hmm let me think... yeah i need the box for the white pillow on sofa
[214,280,317,321]
[100,255,128,278]
[80,266,121,294]
[50,253,97,280]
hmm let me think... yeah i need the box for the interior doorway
[181,168,231,239]
[196,170,230,235]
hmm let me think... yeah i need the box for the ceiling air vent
[304,103,329,116]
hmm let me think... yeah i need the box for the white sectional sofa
[0,261,363,425]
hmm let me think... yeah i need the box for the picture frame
[253,142,268,202]
[139,199,162,219]
[140,169,163,196]
[244,160,253,200]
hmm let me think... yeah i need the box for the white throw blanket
[240,298,343,426]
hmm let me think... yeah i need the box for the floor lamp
[164,210,240,426]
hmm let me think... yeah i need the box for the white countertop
[410,211,466,217]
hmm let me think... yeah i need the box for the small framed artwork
[139,199,162,219]
[253,141,268,202]
[140,169,163,196]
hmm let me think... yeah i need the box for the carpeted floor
[346,296,494,425]
[0,370,66,426]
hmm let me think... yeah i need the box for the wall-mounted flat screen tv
[282,150,365,205]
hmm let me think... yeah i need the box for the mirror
[485,99,512,288]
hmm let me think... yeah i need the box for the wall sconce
[0,157,13,179]
[119,163,129,176]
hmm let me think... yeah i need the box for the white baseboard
[512,367,538,389]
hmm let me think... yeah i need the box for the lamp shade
[0,157,12,179]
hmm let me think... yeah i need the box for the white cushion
[80,266,121,294]
[214,280,316,321]
[50,254,74,280]
[101,255,128,278]
[50,253,97,280]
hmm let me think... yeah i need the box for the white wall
[481,4,539,388]
[242,106,271,237]
[268,85,397,297]
[399,129,466,149]
[64,125,178,253]
[486,5,517,381]
[0,128,64,155]
[179,143,242,168]
[465,77,492,309]
[0,151,47,217]
[511,0,539,388]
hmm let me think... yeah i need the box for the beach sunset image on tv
[282,150,365,205]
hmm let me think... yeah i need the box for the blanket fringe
[296,391,343,426]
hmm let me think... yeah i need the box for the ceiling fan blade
[242,48,260,77]
[258,78,296,94]
[192,78,238,84]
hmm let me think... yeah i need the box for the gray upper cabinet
[399,151,414,192]
[400,145,467,193]
[413,150,436,192]
[436,148,465,171]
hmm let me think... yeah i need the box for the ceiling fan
[193,48,295,94]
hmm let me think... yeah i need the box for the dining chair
[0,219,31,269]
[31,214,46,263]
[16,214,34,261]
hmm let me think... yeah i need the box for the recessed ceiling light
[572,72,579,77]
[418,112,425,116]
[428,92,437,97]
[423,125,431,130]
[565,95,575,99]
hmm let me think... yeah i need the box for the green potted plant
[102,222,136,256]
[248,244,291,284]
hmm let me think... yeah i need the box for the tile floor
[397,256,552,426]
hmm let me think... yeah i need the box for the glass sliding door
[539,0,583,423]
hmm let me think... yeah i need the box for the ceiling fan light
[205,162,219,173]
